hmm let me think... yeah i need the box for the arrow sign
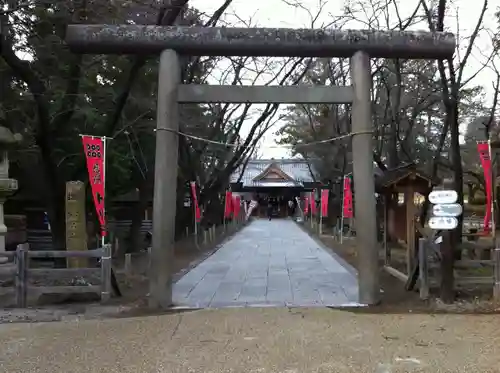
[428,216,458,230]
[428,190,458,204]
[432,203,463,217]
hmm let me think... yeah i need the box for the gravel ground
[0,307,499,373]
[0,303,138,323]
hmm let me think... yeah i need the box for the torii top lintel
[65,25,455,59]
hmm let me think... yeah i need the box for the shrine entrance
[66,25,455,309]
[230,159,320,219]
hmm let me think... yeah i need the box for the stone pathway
[173,219,359,308]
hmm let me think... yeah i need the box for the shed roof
[375,163,438,192]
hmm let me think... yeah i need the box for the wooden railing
[26,229,53,251]
[418,238,500,300]
[26,220,153,251]
[110,220,153,232]
[0,243,111,307]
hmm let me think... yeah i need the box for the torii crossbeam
[66,25,455,59]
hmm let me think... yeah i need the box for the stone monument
[0,126,21,264]
[65,181,87,268]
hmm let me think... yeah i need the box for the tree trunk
[466,183,475,204]
[127,169,154,253]
[440,231,455,303]
[440,173,458,300]
[47,183,67,268]
[449,99,463,261]
[127,187,150,253]
[201,189,223,227]
[175,180,193,239]
[388,122,399,169]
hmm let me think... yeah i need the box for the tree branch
[102,0,189,137]
[52,0,89,132]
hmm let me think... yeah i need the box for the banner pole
[223,192,226,231]
[309,191,313,228]
[489,139,495,236]
[340,177,345,244]
[194,203,198,246]
[478,141,494,235]
[101,136,107,248]
[319,192,323,235]
[190,182,199,247]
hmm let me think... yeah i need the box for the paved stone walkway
[173,219,359,308]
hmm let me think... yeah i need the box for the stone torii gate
[66,25,455,308]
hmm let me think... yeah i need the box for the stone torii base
[65,25,455,309]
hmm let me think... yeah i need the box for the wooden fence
[26,229,53,251]
[418,238,500,299]
[0,243,111,307]
[111,220,153,235]
[26,220,153,251]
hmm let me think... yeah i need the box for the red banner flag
[478,142,493,234]
[224,191,233,218]
[81,136,106,236]
[233,196,241,218]
[321,189,329,217]
[310,191,317,215]
[190,182,201,223]
[343,176,353,218]
[304,196,309,215]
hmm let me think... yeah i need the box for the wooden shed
[375,163,439,280]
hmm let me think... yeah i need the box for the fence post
[100,244,112,303]
[494,247,500,301]
[113,236,119,257]
[124,253,132,276]
[418,238,429,300]
[147,246,152,275]
[15,243,28,308]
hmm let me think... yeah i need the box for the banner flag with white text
[82,135,106,236]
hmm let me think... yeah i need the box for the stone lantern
[0,127,21,264]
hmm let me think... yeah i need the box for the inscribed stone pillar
[65,181,88,268]
[0,127,21,264]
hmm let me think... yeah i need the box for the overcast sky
[190,0,498,159]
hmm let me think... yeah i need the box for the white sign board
[432,203,463,217]
[428,190,458,204]
[428,216,458,230]
[246,200,258,220]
